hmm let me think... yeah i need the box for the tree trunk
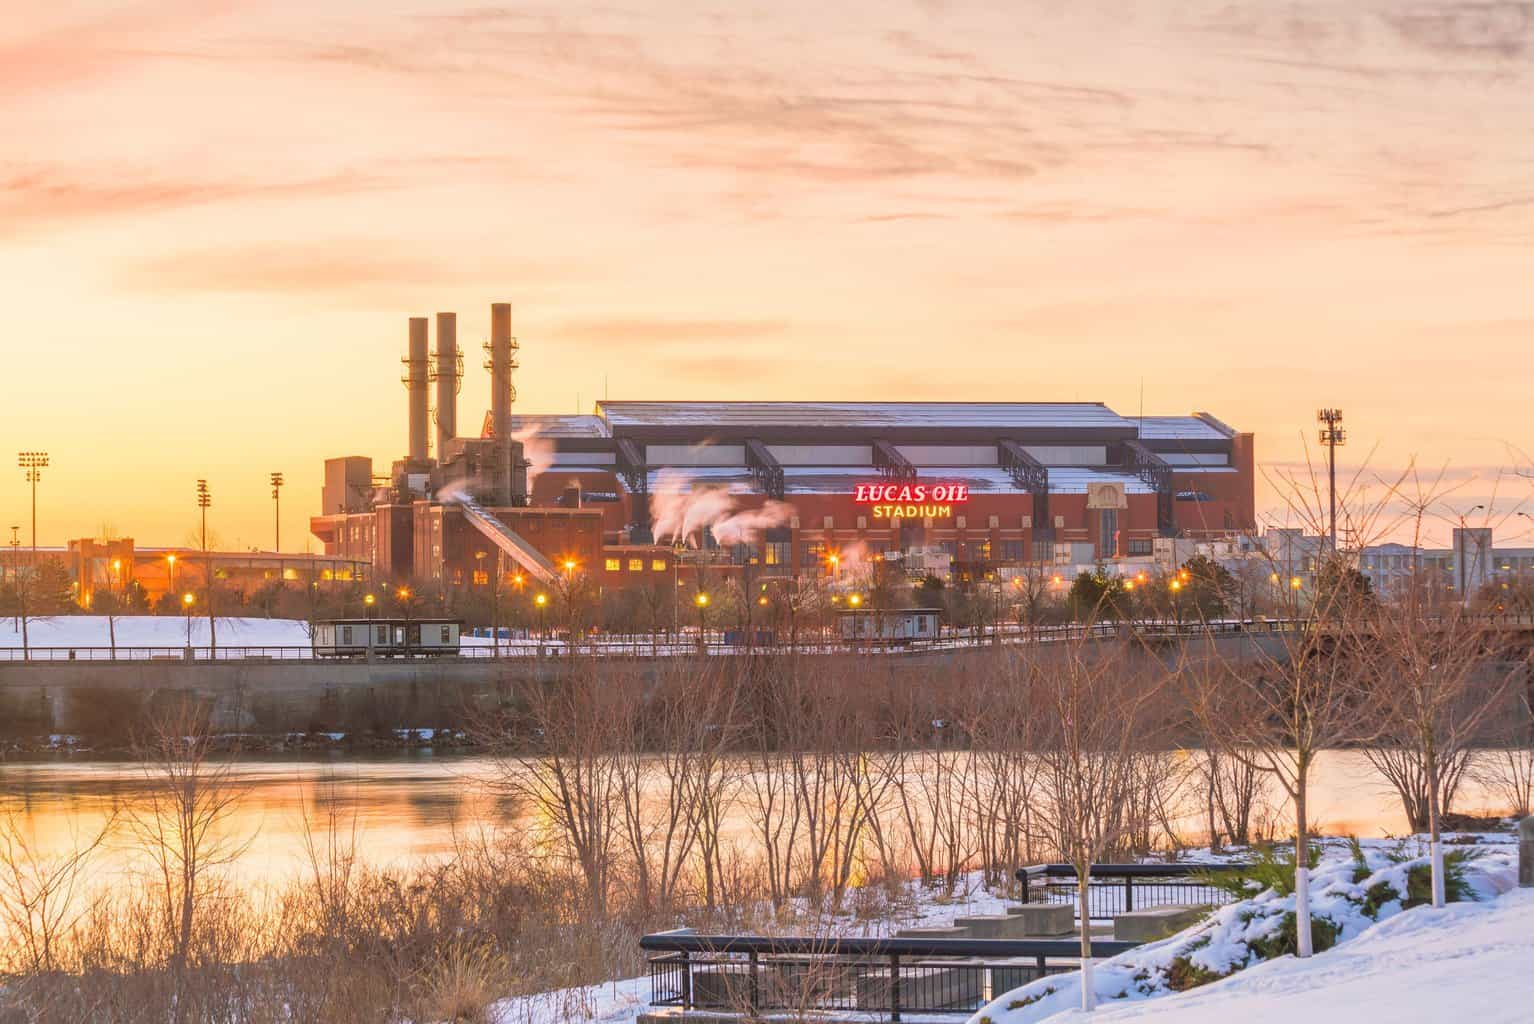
[1078,867,1095,1011]
[1294,775,1313,958]
[1427,744,1446,908]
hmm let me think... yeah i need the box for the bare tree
[1028,640,1176,1011]
[0,805,114,974]
[127,700,252,1020]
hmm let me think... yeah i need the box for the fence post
[680,950,691,1010]
[1124,874,1134,912]
[890,952,902,1022]
[1021,871,1031,904]
[749,950,760,1012]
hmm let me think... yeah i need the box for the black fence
[1016,862,1247,920]
[640,931,1139,1020]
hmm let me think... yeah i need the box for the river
[0,750,1509,886]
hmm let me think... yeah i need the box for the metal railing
[640,931,1139,1020]
[0,620,1309,665]
[1016,863,1247,920]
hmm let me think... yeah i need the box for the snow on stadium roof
[600,401,1135,431]
[1134,416,1230,441]
[644,466,1154,495]
[505,414,610,438]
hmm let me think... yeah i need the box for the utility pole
[9,525,25,658]
[270,471,284,552]
[1316,410,1345,553]
[18,451,47,567]
[197,479,216,655]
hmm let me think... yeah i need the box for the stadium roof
[1134,416,1230,441]
[598,401,1135,432]
[646,465,1155,496]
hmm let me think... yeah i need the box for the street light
[270,472,284,551]
[694,591,709,648]
[182,592,196,647]
[535,592,549,652]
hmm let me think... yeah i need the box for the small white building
[837,607,942,643]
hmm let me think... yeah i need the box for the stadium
[309,304,1256,594]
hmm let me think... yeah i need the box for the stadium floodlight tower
[17,451,47,565]
[1317,409,1345,553]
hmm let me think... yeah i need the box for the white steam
[650,468,795,548]
[512,423,556,489]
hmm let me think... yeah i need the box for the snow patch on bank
[970,835,1518,1024]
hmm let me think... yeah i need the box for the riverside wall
[0,633,1288,739]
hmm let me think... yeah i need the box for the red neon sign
[853,481,970,519]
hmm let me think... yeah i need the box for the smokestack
[405,317,430,463]
[434,312,459,458]
[489,303,514,442]
[489,302,517,504]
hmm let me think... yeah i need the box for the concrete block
[953,913,1030,939]
[1004,902,1075,936]
[855,961,983,1010]
[895,925,970,939]
[1112,904,1210,943]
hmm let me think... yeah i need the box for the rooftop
[597,401,1137,432]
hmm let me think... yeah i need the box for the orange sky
[2,1,1531,552]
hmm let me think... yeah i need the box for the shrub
[1167,955,1228,991]
[1197,844,1321,900]
[1246,911,1339,960]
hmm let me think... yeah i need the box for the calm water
[0,750,1507,885]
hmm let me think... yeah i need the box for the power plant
[310,301,1261,597]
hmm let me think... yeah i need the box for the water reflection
[0,750,1510,885]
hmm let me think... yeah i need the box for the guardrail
[640,931,1140,1020]
[0,619,1305,665]
[1016,862,1248,920]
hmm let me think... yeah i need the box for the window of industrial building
[1098,509,1118,558]
[997,540,1024,562]
[764,542,790,566]
[605,558,621,572]
[628,558,644,572]
[440,626,451,644]
[341,626,353,645]
[802,542,826,568]
[940,541,958,559]
[652,559,667,572]
[472,570,488,585]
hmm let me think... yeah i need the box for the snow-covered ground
[0,614,311,649]
[971,834,1519,1024]
[486,835,1527,1024]
[1021,886,1534,1024]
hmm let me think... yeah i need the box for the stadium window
[440,626,451,644]
[969,539,992,560]
[997,540,1025,562]
[1127,538,1153,557]
[628,558,644,572]
[605,558,621,572]
[801,541,826,569]
[652,559,667,572]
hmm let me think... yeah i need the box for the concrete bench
[894,925,970,940]
[855,959,984,1010]
[952,913,1034,940]
[1005,902,1075,936]
[1112,904,1210,943]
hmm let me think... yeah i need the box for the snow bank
[970,835,1518,1024]
[1003,886,1534,1024]
[0,615,312,649]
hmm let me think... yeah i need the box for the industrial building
[309,302,1258,594]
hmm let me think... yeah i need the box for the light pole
[9,525,25,657]
[694,591,710,652]
[18,451,47,568]
[1316,410,1345,553]
[535,592,548,655]
[270,472,284,552]
[397,586,413,655]
[197,479,216,655]
[182,592,195,652]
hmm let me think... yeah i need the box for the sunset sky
[3,0,1531,551]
